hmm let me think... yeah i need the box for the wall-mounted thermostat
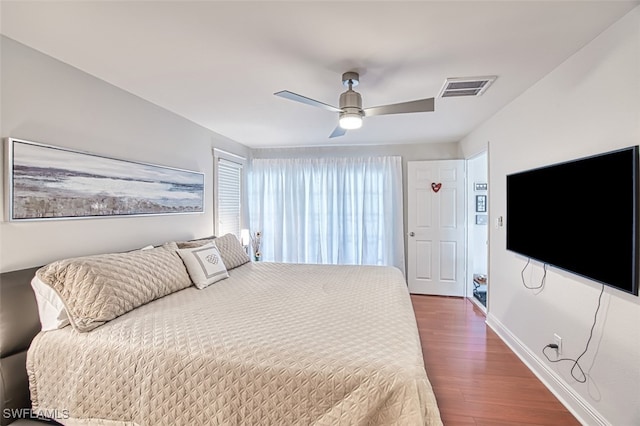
[474,183,488,191]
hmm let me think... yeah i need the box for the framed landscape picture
[5,138,204,221]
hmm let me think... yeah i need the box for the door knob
[409,232,415,237]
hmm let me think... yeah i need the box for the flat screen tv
[506,146,639,296]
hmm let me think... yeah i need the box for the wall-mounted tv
[506,146,639,296]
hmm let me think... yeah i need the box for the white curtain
[248,156,405,274]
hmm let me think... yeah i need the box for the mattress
[27,262,442,425]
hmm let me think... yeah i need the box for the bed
[5,236,442,425]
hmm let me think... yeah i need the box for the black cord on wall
[521,258,547,289]
[541,283,605,383]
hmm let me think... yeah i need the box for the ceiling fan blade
[274,90,342,113]
[364,97,435,117]
[329,125,347,138]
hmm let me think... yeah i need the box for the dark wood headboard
[0,266,42,425]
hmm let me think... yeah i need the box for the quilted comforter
[27,262,442,425]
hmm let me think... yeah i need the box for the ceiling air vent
[438,76,497,98]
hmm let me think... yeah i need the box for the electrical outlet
[553,334,563,355]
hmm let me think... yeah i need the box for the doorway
[466,151,489,310]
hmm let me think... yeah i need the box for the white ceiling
[1,1,637,148]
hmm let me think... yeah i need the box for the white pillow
[30,275,70,331]
[177,243,229,289]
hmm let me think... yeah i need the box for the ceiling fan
[274,71,435,138]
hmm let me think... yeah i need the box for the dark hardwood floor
[411,295,581,426]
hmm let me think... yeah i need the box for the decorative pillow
[177,243,229,289]
[30,275,70,331]
[162,241,180,251]
[214,233,251,270]
[35,245,191,332]
[176,235,216,249]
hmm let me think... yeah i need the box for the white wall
[252,142,461,274]
[0,37,250,272]
[460,7,640,425]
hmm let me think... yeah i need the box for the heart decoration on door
[431,182,442,193]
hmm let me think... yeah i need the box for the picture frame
[475,195,487,213]
[474,182,488,191]
[5,138,204,221]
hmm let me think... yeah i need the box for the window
[214,150,244,238]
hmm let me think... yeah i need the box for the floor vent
[438,76,497,98]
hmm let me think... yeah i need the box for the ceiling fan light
[339,112,363,130]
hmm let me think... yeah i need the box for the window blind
[217,158,242,238]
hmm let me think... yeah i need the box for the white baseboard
[485,313,608,426]
[467,295,487,314]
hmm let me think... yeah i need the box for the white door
[407,160,466,296]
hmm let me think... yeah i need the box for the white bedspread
[27,262,442,425]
